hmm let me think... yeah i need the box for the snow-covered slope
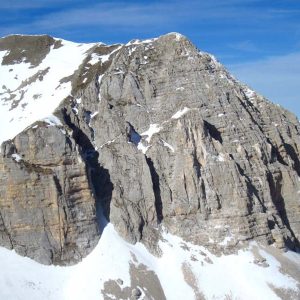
[0,223,299,300]
[0,37,97,144]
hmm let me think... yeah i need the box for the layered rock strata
[0,33,299,264]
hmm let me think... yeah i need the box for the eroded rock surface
[0,32,299,265]
[0,123,99,264]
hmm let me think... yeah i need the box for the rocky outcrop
[0,34,61,67]
[0,122,100,264]
[0,32,299,265]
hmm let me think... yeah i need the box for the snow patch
[176,87,185,91]
[128,46,137,56]
[137,142,150,154]
[89,53,101,65]
[245,87,255,99]
[42,115,62,127]
[161,139,175,152]
[11,153,22,162]
[126,38,157,46]
[141,124,161,143]
[90,111,98,119]
[217,153,226,162]
[89,46,122,66]
[100,134,122,149]
[168,32,185,41]
[209,54,222,68]
[171,107,190,119]
[0,38,96,144]
[72,107,79,115]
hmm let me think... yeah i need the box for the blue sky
[1,0,299,117]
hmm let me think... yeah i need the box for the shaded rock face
[0,33,299,264]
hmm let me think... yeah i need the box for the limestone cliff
[0,33,299,265]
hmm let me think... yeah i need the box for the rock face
[0,32,299,265]
[0,123,100,264]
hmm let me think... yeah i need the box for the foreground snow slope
[0,223,299,300]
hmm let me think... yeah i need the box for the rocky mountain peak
[0,32,299,299]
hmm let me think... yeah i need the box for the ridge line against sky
[0,0,299,117]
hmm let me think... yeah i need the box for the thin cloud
[229,40,260,52]
[269,8,300,14]
[1,0,293,36]
[0,0,75,9]
[35,3,172,29]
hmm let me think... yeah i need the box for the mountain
[0,33,299,300]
